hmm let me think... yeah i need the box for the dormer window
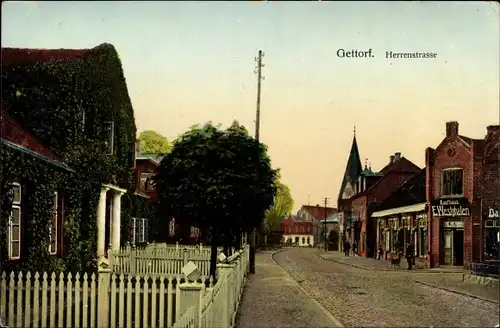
[441,168,463,197]
[103,121,115,155]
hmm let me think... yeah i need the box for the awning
[372,203,426,218]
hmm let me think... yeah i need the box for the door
[443,229,452,265]
[453,229,464,266]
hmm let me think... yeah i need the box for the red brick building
[425,121,493,268]
[480,125,499,262]
[350,153,421,257]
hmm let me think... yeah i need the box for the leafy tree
[138,130,171,153]
[263,177,294,234]
[154,121,277,278]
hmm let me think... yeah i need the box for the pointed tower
[337,126,363,202]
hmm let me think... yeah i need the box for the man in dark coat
[406,243,415,270]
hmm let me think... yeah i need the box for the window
[8,183,22,260]
[169,219,176,236]
[130,217,148,244]
[484,220,499,260]
[302,237,305,244]
[441,168,463,196]
[103,121,115,155]
[140,172,154,191]
[49,192,58,254]
[307,237,311,245]
[294,237,299,244]
[419,229,427,257]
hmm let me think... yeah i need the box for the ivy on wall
[0,43,152,273]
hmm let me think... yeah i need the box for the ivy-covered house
[1,108,74,270]
[0,43,152,273]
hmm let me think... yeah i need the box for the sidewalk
[318,251,499,304]
[318,251,467,273]
[235,251,342,328]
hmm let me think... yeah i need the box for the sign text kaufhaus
[431,198,470,217]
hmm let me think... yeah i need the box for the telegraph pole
[250,50,265,274]
[324,197,329,252]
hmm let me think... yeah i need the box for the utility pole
[250,50,265,274]
[323,197,329,252]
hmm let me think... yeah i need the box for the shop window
[302,237,305,244]
[419,228,427,257]
[484,220,499,260]
[295,237,299,244]
[441,168,463,196]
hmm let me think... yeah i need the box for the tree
[138,130,171,153]
[154,121,277,278]
[263,177,294,235]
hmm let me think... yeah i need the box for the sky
[2,1,499,212]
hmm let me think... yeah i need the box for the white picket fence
[174,246,249,328]
[111,243,225,277]
[0,246,249,328]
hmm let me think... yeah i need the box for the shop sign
[443,220,464,228]
[431,198,470,217]
[488,208,499,218]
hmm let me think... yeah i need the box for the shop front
[431,198,470,266]
[484,207,499,261]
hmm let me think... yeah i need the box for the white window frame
[440,168,464,197]
[103,121,115,155]
[8,182,22,260]
[130,217,148,244]
[49,192,58,255]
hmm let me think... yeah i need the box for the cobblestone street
[235,251,341,328]
[273,248,499,327]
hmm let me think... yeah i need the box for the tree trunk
[209,227,219,280]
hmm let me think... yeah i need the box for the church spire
[337,126,363,201]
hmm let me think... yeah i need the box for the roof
[372,203,426,218]
[300,205,337,220]
[1,45,105,67]
[1,108,73,172]
[136,153,164,165]
[353,157,421,198]
[338,133,363,201]
[1,139,73,172]
[377,169,426,211]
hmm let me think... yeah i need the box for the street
[272,248,499,327]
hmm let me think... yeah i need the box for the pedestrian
[406,243,414,270]
[344,240,351,256]
[352,240,357,256]
[377,246,383,260]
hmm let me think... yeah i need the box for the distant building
[282,215,314,247]
[296,205,337,245]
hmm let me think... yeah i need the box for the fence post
[97,259,111,328]
[130,246,137,274]
[216,263,235,327]
[177,282,204,328]
[183,249,189,267]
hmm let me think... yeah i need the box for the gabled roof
[377,169,426,211]
[338,133,363,201]
[352,157,421,198]
[136,153,165,165]
[300,205,337,220]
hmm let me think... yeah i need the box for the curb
[415,280,499,305]
[270,249,344,328]
[317,252,465,274]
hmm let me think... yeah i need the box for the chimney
[390,155,395,163]
[446,121,459,137]
[394,152,401,161]
[486,125,500,136]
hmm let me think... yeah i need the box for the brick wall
[426,121,485,268]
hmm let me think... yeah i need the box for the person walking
[406,243,415,270]
[344,240,351,256]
